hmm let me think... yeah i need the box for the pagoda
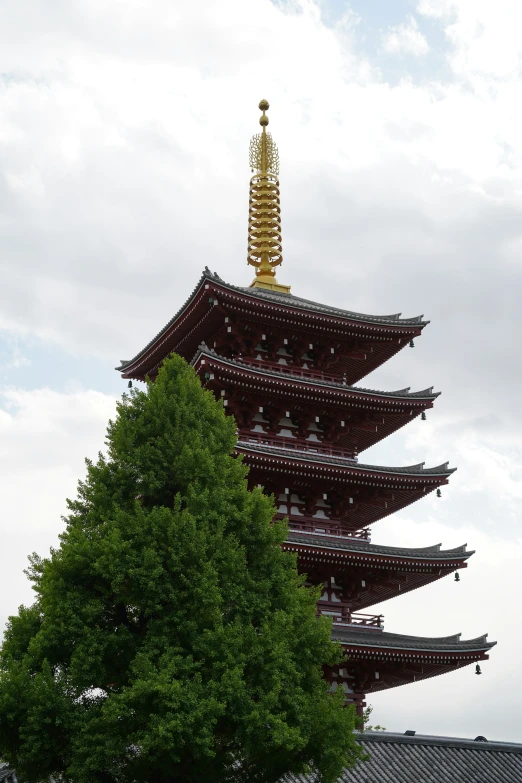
[117,100,495,715]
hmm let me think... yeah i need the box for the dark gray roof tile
[6,733,519,782]
[237,441,456,477]
[331,627,495,653]
[283,733,522,783]
[209,270,428,326]
[0,765,16,783]
[285,531,472,561]
[194,346,440,401]
[117,269,429,372]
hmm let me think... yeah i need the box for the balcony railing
[237,356,342,384]
[238,433,357,461]
[318,603,384,630]
[284,522,372,541]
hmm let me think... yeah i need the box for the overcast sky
[2,0,522,743]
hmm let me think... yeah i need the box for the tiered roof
[332,629,495,695]
[285,533,471,561]
[240,441,454,529]
[117,269,429,383]
[239,441,454,475]
[333,628,494,655]
[116,262,495,703]
[231,282,426,325]
[194,346,439,453]
[194,345,438,399]
[284,533,472,609]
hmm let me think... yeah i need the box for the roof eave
[117,268,431,374]
[237,443,456,478]
[194,345,441,402]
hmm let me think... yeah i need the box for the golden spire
[247,99,290,294]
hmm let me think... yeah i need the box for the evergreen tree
[0,355,364,783]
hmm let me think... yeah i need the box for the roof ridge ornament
[247,99,291,294]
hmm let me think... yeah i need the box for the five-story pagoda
[117,101,495,715]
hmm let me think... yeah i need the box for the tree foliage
[0,355,364,783]
[358,706,386,733]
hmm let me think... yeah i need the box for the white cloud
[418,0,522,79]
[0,386,116,632]
[417,0,457,19]
[365,395,522,737]
[0,0,522,742]
[370,513,522,739]
[382,15,430,57]
[1,0,521,367]
[0,339,31,370]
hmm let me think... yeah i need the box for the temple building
[117,100,495,715]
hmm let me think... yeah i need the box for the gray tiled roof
[4,733,522,783]
[331,627,495,653]
[285,732,522,783]
[237,441,456,476]
[209,270,428,326]
[195,345,439,400]
[0,764,16,783]
[285,531,472,561]
[117,268,428,372]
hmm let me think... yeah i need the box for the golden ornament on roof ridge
[247,99,290,294]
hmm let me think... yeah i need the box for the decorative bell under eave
[421,411,426,421]
[454,572,460,582]
[436,489,442,498]
[128,380,133,388]
[409,340,415,348]
[476,665,482,675]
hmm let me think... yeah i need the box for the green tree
[358,706,386,733]
[0,355,364,783]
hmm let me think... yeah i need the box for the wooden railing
[283,520,372,541]
[317,603,384,630]
[238,356,342,384]
[239,433,357,461]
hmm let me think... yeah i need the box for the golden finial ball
[259,98,270,126]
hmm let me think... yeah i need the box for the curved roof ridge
[235,288,425,323]
[360,732,522,753]
[467,633,492,645]
[332,627,497,651]
[285,532,474,560]
[450,543,468,553]
[403,461,425,471]
[193,347,440,401]
[411,386,440,398]
[431,461,450,471]
[231,280,427,325]
[116,268,211,372]
[236,441,456,476]
[386,632,460,643]
[117,269,430,374]
[205,268,428,325]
